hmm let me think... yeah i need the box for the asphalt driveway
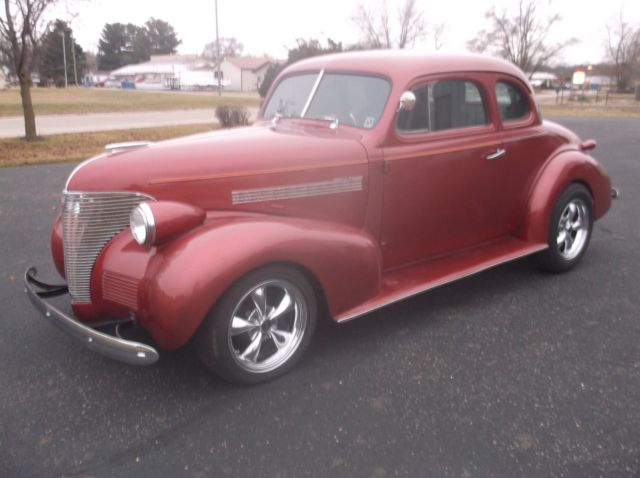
[0,116,638,477]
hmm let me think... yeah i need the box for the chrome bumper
[24,267,159,366]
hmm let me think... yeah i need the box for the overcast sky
[49,0,640,65]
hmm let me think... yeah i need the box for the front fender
[517,150,612,244]
[142,216,381,349]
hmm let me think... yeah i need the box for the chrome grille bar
[62,191,153,302]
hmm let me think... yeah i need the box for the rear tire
[196,265,317,385]
[533,183,593,273]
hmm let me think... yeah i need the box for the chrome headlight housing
[130,202,155,246]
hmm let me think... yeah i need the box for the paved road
[0,117,638,477]
[0,108,259,138]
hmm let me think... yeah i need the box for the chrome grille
[63,191,153,302]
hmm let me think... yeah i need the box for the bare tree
[0,0,58,139]
[432,21,446,51]
[606,11,640,92]
[202,37,243,63]
[468,0,575,75]
[352,0,426,49]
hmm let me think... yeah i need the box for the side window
[495,81,531,122]
[397,79,488,133]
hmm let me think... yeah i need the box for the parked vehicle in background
[25,51,616,385]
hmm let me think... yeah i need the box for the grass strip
[0,123,217,167]
[539,105,640,118]
[0,88,260,117]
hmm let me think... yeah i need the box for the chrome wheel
[556,198,589,261]
[227,279,308,374]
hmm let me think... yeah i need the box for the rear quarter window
[495,81,531,122]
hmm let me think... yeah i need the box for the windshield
[263,72,391,129]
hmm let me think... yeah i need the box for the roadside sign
[572,69,586,85]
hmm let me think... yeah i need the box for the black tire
[196,265,317,385]
[533,183,594,273]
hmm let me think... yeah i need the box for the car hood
[65,122,369,210]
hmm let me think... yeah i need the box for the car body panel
[35,51,614,361]
[90,214,381,348]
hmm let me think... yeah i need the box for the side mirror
[398,91,416,112]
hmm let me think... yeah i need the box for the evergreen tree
[145,18,180,55]
[97,18,180,70]
[97,23,129,70]
[38,20,86,86]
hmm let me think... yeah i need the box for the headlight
[130,202,155,246]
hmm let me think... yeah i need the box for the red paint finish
[50,214,65,278]
[337,237,547,322]
[45,51,614,352]
[517,150,612,243]
[90,215,380,349]
[144,201,206,246]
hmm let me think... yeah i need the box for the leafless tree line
[352,0,575,74]
[607,11,640,92]
[2,0,640,141]
[351,0,445,51]
[467,0,576,75]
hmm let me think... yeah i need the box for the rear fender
[517,150,612,243]
[143,216,382,349]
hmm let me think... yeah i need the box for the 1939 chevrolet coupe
[25,51,617,385]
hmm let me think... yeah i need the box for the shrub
[215,106,250,128]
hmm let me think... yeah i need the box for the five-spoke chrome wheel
[556,198,590,261]
[228,280,308,374]
[534,183,593,273]
[196,266,317,385]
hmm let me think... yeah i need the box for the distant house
[108,54,227,90]
[586,75,616,89]
[105,54,275,92]
[529,72,559,89]
[219,57,275,92]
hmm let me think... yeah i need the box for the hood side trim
[232,176,363,205]
[149,159,367,185]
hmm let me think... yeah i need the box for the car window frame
[260,69,393,130]
[492,75,537,130]
[393,73,497,143]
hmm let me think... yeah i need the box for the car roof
[284,50,532,90]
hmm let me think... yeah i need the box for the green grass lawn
[0,87,260,117]
[0,123,218,167]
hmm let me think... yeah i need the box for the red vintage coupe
[26,51,617,385]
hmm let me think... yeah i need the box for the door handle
[485,148,506,161]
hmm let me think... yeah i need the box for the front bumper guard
[24,267,159,366]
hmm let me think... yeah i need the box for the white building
[106,55,274,92]
[530,72,559,89]
[586,75,616,89]
[219,57,274,92]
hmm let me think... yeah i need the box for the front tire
[196,266,317,385]
[534,183,593,273]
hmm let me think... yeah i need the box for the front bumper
[24,267,159,366]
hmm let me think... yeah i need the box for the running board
[336,237,547,323]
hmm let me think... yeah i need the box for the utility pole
[215,0,222,96]
[71,34,78,86]
[60,31,68,88]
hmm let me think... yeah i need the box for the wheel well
[221,261,331,323]
[573,180,594,200]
